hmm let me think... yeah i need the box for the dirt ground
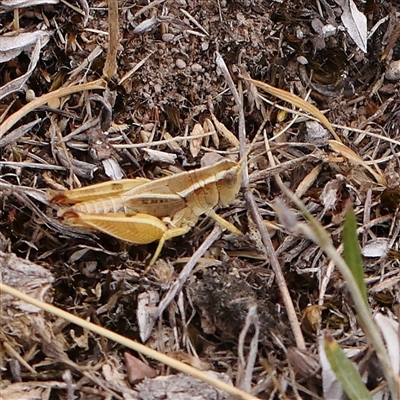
[1,0,400,398]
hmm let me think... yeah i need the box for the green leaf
[324,332,372,400]
[342,204,368,306]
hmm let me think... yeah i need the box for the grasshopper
[49,158,243,266]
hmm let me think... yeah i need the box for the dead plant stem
[0,80,106,139]
[243,189,306,351]
[280,185,399,399]
[0,283,261,400]
[155,225,223,318]
[215,52,306,350]
[103,0,119,79]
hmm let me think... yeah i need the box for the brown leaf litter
[1,0,400,399]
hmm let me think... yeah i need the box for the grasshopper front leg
[206,210,242,236]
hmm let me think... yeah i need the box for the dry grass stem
[103,0,119,79]
[2,2,399,397]
[0,283,262,400]
[0,80,106,138]
[216,53,306,350]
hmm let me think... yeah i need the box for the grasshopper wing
[49,178,151,204]
[119,160,239,218]
[122,192,186,218]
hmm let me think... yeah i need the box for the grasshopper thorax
[222,169,239,188]
[217,164,242,207]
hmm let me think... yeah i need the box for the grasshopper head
[217,164,242,207]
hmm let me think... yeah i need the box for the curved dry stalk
[241,76,340,142]
[0,79,107,139]
[215,52,306,350]
[0,283,261,400]
[277,182,399,400]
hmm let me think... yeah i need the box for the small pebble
[162,33,174,42]
[201,41,209,51]
[297,56,308,65]
[321,23,337,38]
[25,89,36,102]
[175,59,186,69]
[191,63,204,73]
[385,60,400,81]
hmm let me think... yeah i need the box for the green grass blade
[324,332,372,400]
[342,204,368,306]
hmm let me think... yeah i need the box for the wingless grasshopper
[49,158,243,266]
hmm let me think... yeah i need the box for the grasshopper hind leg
[146,211,241,270]
[147,226,191,268]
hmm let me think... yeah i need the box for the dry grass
[1,0,400,398]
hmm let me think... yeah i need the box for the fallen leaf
[361,238,389,258]
[334,0,367,53]
[190,123,204,157]
[1,0,58,6]
[124,352,157,383]
[0,38,43,101]
[137,290,159,342]
[210,113,239,147]
[329,140,386,185]
[0,30,50,63]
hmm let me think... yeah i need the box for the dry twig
[216,52,306,350]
